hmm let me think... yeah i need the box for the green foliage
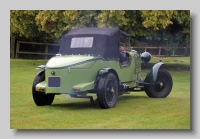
[95,10,128,27]
[10,10,190,47]
[10,10,39,39]
[35,10,100,40]
[71,10,99,28]
[35,10,75,39]
[172,10,190,44]
[141,10,174,30]
[141,10,190,46]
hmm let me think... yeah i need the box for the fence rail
[131,46,190,56]
[15,41,60,59]
[11,40,190,59]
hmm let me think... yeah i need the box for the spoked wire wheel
[105,79,116,103]
[97,73,118,109]
[144,69,173,98]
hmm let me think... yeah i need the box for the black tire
[32,71,55,106]
[144,69,173,98]
[97,73,118,109]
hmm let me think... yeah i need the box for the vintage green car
[32,28,173,109]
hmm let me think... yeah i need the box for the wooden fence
[14,41,60,59]
[10,40,190,59]
[131,46,190,56]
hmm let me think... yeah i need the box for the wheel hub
[111,87,114,94]
[159,82,163,88]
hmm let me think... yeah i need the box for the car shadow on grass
[50,100,100,110]
[49,94,151,110]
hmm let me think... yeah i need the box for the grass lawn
[10,57,190,129]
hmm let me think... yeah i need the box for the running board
[70,94,97,105]
[136,81,151,85]
[127,87,145,92]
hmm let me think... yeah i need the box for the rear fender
[34,70,45,92]
[36,70,45,78]
[149,62,164,84]
[98,67,110,75]
[95,67,120,86]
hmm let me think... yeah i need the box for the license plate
[48,77,61,87]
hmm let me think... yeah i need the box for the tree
[95,10,128,27]
[10,10,190,47]
[35,10,99,42]
[140,10,190,46]
[10,10,41,41]
[35,10,78,41]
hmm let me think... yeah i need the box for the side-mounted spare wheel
[144,69,173,98]
[32,71,55,106]
[97,72,118,109]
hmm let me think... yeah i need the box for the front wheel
[97,73,118,109]
[32,71,55,106]
[144,69,173,98]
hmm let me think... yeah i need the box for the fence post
[45,45,48,59]
[10,36,15,59]
[172,49,175,56]
[158,47,161,56]
[15,41,20,59]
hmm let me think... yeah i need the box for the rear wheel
[97,73,118,109]
[144,69,173,98]
[32,71,55,106]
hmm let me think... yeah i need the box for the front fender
[149,62,164,84]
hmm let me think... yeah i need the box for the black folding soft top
[59,28,131,60]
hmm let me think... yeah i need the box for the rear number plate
[48,77,61,87]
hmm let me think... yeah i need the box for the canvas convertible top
[59,28,131,60]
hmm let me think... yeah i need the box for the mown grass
[10,57,190,129]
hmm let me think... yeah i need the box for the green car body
[32,28,173,109]
[37,51,141,93]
